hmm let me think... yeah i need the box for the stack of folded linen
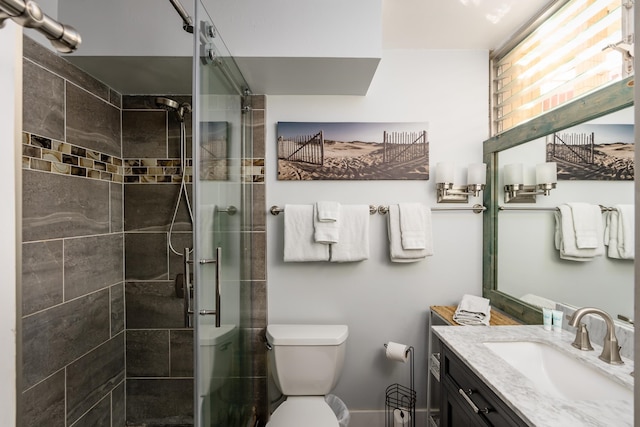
[554,203,604,261]
[604,204,634,260]
[283,201,370,262]
[387,203,433,263]
[453,294,491,326]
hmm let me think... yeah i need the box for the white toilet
[198,324,238,426]
[266,324,349,427]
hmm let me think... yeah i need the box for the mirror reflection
[496,106,634,320]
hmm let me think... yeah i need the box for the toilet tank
[266,324,348,396]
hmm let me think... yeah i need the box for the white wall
[205,0,382,59]
[266,49,488,411]
[58,0,192,56]
[0,21,20,427]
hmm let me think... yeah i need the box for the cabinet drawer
[441,345,527,427]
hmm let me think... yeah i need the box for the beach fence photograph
[277,122,429,180]
[200,121,228,181]
[546,123,634,181]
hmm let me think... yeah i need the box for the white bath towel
[330,204,370,262]
[283,204,330,262]
[605,210,622,259]
[616,204,634,260]
[316,201,340,222]
[567,202,601,249]
[554,204,604,261]
[453,294,491,326]
[399,203,429,250]
[387,205,433,263]
[313,203,340,244]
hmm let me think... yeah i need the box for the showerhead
[155,97,192,122]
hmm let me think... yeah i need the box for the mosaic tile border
[123,159,193,183]
[22,132,260,184]
[22,133,124,183]
[22,133,196,184]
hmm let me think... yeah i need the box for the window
[491,0,634,134]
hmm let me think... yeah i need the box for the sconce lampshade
[503,163,523,186]
[436,162,455,183]
[468,163,487,185]
[536,162,557,184]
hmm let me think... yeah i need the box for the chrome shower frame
[0,0,81,52]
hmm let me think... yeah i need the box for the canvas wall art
[546,124,634,181]
[200,121,228,181]
[277,122,429,180]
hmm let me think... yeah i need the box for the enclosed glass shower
[14,0,259,424]
[192,1,257,425]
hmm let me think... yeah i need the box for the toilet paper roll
[385,341,409,362]
[393,408,410,426]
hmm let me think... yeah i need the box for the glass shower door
[193,2,254,425]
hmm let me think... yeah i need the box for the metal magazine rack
[384,345,416,427]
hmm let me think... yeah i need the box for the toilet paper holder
[384,343,415,427]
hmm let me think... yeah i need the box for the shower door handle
[198,246,221,327]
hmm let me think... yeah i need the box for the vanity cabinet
[427,306,521,427]
[439,342,528,427]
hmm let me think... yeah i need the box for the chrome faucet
[568,307,623,365]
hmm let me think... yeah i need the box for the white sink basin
[483,341,632,401]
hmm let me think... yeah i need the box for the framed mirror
[483,76,635,324]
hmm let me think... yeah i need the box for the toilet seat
[267,396,339,427]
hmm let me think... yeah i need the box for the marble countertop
[432,325,634,427]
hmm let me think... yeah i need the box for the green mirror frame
[482,76,635,324]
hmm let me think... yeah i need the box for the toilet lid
[267,397,339,427]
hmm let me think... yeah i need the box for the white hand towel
[330,204,370,262]
[605,210,622,259]
[316,201,340,222]
[453,294,491,326]
[554,205,603,261]
[313,204,340,244]
[567,202,601,249]
[387,205,433,263]
[284,204,330,262]
[616,204,634,260]
[398,203,428,250]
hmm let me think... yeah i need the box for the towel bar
[499,205,615,212]
[270,204,486,216]
[270,204,378,216]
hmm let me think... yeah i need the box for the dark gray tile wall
[246,95,268,423]
[20,36,125,427]
[22,170,111,241]
[66,83,121,156]
[126,379,194,425]
[123,95,195,424]
[20,37,268,426]
[66,334,125,424]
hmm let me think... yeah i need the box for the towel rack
[270,205,378,216]
[270,204,486,216]
[377,204,485,215]
[499,205,616,212]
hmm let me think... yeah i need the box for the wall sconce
[435,162,486,203]
[503,162,557,203]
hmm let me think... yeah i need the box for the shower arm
[0,0,81,53]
